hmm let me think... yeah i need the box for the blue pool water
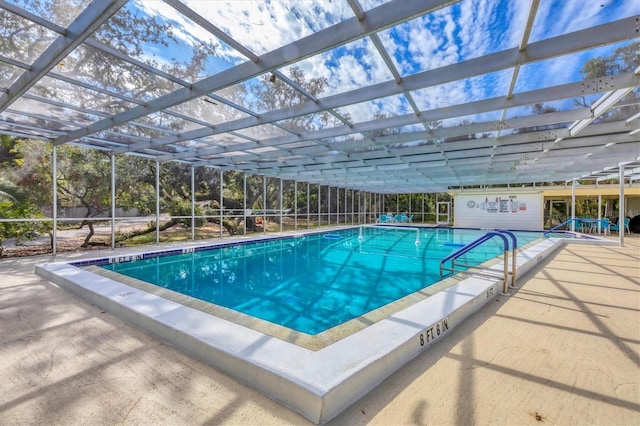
[102,227,545,334]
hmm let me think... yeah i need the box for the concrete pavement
[1,235,638,425]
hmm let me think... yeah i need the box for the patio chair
[576,219,590,233]
[376,214,391,223]
[394,214,407,223]
[609,217,630,233]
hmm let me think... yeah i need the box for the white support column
[243,173,247,236]
[279,178,283,233]
[364,192,368,224]
[155,160,160,244]
[111,154,116,249]
[307,182,310,229]
[597,193,602,234]
[337,188,340,224]
[363,192,367,224]
[294,180,298,231]
[571,180,576,232]
[351,189,354,225]
[191,166,195,241]
[219,169,224,238]
[263,176,267,234]
[328,186,331,226]
[52,144,57,256]
[619,165,625,247]
[317,185,321,227]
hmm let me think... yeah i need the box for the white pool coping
[34,234,613,424]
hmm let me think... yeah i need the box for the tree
[0,135,23,168]
[0,180,46,255]
[575,41,640,122]
[216,67,333,218]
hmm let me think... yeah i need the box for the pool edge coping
[34,235,606,424]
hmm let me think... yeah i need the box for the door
[437,201,451,225]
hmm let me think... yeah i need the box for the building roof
[1,0,638,193]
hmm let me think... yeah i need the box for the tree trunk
[81,220,95,247]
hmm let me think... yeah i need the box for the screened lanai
[0,0,639,254]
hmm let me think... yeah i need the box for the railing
[544,218,580,234]
[498,230,518,288]
[439,230,518,295]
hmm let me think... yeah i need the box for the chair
[407,214,414,223]
[609,218,630,234]
[376,214,391,223]
[576,219,590,233]
[394,214,407,223]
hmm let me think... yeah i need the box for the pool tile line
[67,228,353,268]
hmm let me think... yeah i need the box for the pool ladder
[439,230,518,295]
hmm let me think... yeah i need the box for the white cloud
[530,0,636,42]
[132,0,628,130]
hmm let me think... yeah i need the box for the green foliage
[0,192,49,255]
[164,197,205,227]
[0,181,25,203]
[0,135,23,168]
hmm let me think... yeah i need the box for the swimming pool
[101,226,544,335]
[35,226,612,424]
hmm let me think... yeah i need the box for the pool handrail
[439,231,511,295]
[497,230,518,288]
[545,218,580,234]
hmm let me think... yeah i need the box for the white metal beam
[54,0,461,145]
[0,0,127,112]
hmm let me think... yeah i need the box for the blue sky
[129,0,639,125]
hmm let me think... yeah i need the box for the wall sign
[455,192,543,231]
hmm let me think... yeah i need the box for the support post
[279,178,283,233]
[52,144,57,256]
[263,176,267,234]
[619,165,625,247]
[155,160,160,244]
[307,182,310,229]
[111,154,116,249]
[571,180,576,232]
[191,166,195,241]
[219,169,223,238]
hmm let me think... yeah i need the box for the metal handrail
[544,218,580,234]
[497,230,518,288]
[439,231,511,295]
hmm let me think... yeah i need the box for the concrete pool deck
[1,233,638,425]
